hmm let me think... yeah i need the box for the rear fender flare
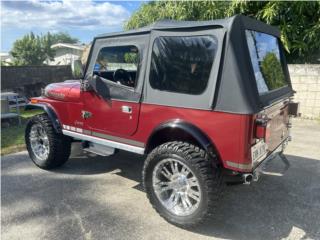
[145,120,219,160]
[25,103,62,133]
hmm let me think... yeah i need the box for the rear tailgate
[264,100,290,152]
[251,99,290,167]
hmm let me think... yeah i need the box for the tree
[227,1,320,63]
[125,1,230,29]
[261,52,286,89]
[50,32,79,44]
[125,1,320,63]
[10,32,79,66]
[10,32,52,66]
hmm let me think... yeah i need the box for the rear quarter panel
[134,103,253,171]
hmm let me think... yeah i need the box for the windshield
[246,30,287,95]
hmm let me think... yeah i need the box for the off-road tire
[143,141,223,227]
[25,113,71,169]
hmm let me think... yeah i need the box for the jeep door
[82,34,149,136]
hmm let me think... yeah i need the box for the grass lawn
[1,109,43,155]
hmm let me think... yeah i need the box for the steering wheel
[113,69,134,87]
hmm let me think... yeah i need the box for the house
[0,52,13,65]
[48,43,85,65]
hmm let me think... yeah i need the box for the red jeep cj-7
[25,15,298,226]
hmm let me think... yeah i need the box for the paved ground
[2,119,320,240]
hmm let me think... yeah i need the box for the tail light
[255,117,270,143]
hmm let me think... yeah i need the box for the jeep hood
[44,81,81,102]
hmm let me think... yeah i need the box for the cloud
[1,0,130,31]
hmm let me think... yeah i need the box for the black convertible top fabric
[96,18,229,39]
[87,15,293,114]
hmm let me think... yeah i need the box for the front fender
[25,103,62,133]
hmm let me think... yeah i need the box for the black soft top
[96,18,230,39]
[96,15,279,40]
[89,15,293,114]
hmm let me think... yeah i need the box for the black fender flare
[25,103,62,133]
[145,119,218,159]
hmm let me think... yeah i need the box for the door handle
[122,106,132,114]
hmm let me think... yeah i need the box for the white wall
[289,64,320,119]
[49,48,83,65]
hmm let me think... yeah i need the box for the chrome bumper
[252,138,290,182]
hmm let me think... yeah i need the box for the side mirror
[90,75,111,100]
[71,59,84,79]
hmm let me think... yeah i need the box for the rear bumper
[223,137,290,185]
[225,136,290,173]
[251,137,290,181]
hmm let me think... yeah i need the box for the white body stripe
[62,130,145,155]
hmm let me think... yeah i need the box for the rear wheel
[25,114,71,169]
[143,141,223,227]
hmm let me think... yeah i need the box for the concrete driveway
[2,119,320,240]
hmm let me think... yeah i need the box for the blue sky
[1,0,146,52]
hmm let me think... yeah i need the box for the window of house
[149,35,217,95]
[93,45,139,88]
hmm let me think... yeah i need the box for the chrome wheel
[152,158,202,216]
[29,124,50,161]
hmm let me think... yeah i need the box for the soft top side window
[93,45,139,88]
[149,35,217,95]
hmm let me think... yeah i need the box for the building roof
[51,43,85,51]
[0,52,13,62]
[0,52,11,57]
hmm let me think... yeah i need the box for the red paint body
[33,81,289,173]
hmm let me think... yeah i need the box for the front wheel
[25,114,71,169]
[143,141,223,227]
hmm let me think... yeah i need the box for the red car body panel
[82,91,141,136]
[32,80,256,172]
[136,103,254,171]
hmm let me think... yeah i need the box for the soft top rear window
[246,30,287,95]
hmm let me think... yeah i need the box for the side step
[63,129,145,154]
[83,142,115,156]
